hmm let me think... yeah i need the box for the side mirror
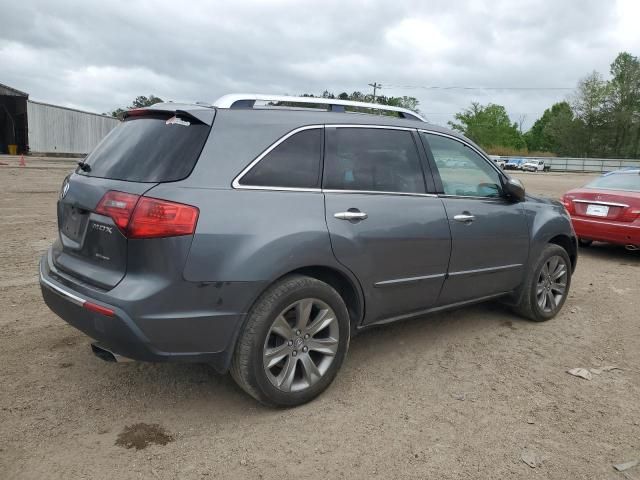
[504,177,525,202]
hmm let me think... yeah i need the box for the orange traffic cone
[19,154,26,167]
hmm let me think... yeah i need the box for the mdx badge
[92,223,113,234]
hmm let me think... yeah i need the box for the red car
[561,169,640,250]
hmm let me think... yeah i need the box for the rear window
[586,172,640,192]
[79,113,211,182]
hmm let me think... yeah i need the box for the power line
[382,84,573,91]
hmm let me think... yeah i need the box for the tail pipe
[91,343,134,363]
[625,244,639,251]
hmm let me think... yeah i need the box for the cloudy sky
[1,0,639,129]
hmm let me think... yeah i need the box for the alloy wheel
[536,255,568,313]
[263,298,339,392]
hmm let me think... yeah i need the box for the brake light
[561,195,574,214]
[128,197,199,238]
[96,191,139,230]
[95,191,199,239]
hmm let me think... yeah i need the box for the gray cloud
[1,0,638,128]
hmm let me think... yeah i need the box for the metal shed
[0,83,28,154]
[27,101,119,156]
[0,82,119,156]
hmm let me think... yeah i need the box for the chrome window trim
[418,129,508,187]
[233,124,433,195]
[323,189,437,198]
[438,194,506,201]
[232,125,323,190]
[325,124,417,131]
[572,199,629,208]
[374,273,446,287]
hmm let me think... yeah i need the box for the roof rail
[212,93,426,122]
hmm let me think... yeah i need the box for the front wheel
[513,244,572,322]
[230,275,350,407]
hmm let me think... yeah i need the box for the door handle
[334,211,368,221]
[453,213,475,223]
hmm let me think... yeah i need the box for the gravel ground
[1,165,639,479]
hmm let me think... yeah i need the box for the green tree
[108,94,164,117]
[543,103,584,156]
[525,101,577,153]
[130,95,164,109]
[571,72,608,157]
[448,102,525,149]
[606,52,640,157]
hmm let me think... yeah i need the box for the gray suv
[40,94,577,406]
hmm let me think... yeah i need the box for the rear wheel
[514,244,571,322]
[578,238,593,247]
[230,275,350,407]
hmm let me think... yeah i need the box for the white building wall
[27,100,119,155]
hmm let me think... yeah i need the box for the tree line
[450,52,640,158]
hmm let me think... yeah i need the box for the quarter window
[422,133,503,198]
[239,128,322,189]
[323,128,425,194]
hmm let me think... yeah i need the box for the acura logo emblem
[61,180,70,199]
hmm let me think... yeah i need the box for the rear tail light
[95,191,199,239]
[561,195,574,214]
[621,207,640,222]
[128,197,199,238]
[96,191,139,230]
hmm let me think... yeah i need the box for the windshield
[585,172,640,192]
[78,113,211,183]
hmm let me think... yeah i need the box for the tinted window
[586,172,640,192]
[422,133,502,198]
[240,128,322,188]
[81,114,210,183]
[324,128,425,193]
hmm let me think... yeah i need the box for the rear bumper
[571,216,640,246]
[39,250,264,372]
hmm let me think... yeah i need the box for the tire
[513,244,572,322]
[578,238,593,247]
[230,275,350,407]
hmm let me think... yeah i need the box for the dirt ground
[1,163,639,479]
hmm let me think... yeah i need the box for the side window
[323,128,425,194]
[239,128,322,188]
[421,133,503,198]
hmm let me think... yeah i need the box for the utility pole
[368,82,381,103]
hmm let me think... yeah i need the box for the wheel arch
[548,234,578,273]
[222,264,364,373]
[285,265,364,331]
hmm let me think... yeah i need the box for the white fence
[497,156,640,173]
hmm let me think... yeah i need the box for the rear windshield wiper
[77,161,91,172]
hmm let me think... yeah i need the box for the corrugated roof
[27,100,119,120]
[0,82,29,97]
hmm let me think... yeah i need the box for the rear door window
[80,113,211,183]
[323,127,426,194]
[239,128,323,189]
